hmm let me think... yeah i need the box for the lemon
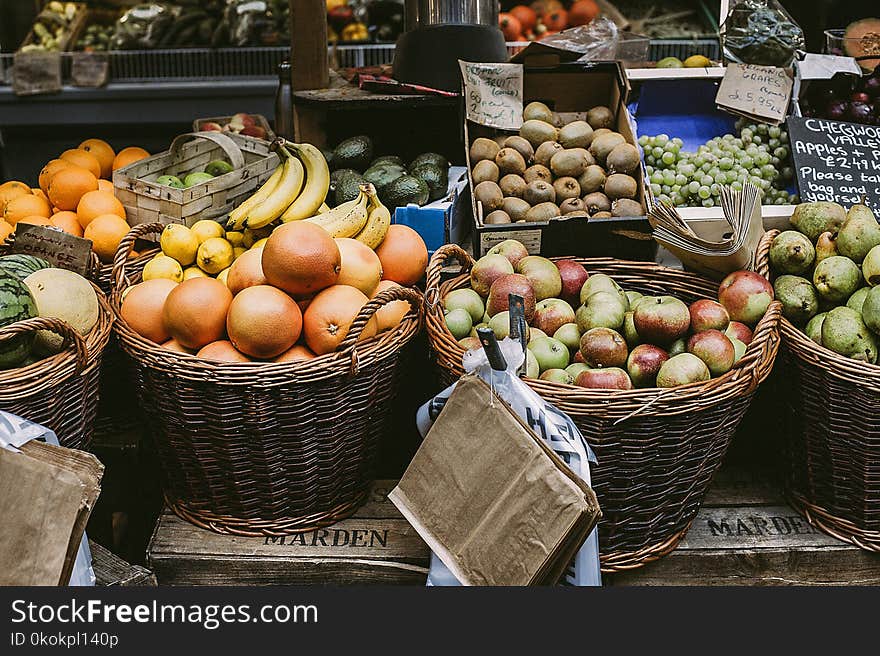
[191,219,226,244]
[233,246,247,259]
[656,56,683,69]
[251,237,269,250]
[143,254,184,283]
[226,230,245,247]
[217,267,231,286]
[182,266,208,280]
[160,224,199,266]
[197,237,234,274]
[242,229,256,248]
[683,54,711,68]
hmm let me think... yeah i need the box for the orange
[112,146,150,171]
[15,215,52,230]
[374,224,428,285]
[78,138,116,179]
[97,179,114,193]
[47,166,98,211]
[0,219,14,242]
[31,188,49,204]
[39,159,70,193]
[83,213,130,263]
[50,211,84,237]
[3,194,51,225]
[60,148,102,179]
[302,284,378,355]
[0,181,32,208]
[76,189,125,228]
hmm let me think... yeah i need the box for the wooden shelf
[293,86,458,111]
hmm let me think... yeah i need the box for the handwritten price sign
[715,63,793,125]
[459,61,523,130]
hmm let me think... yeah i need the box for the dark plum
[847,101,873,123]
[864,76,880,99]
[826,100,847,120]
[852,92,870,103]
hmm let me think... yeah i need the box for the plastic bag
[110,4,178,50]
[721,0,804,67]
[416,338,602,587]
[224,0,278,47]
[538,18,620,61]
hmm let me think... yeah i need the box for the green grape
[770,157,781,167]
[779,131,788,144]
[700,174,713,186]
[662,171,676,185]
[650,183,661,195]
[731,181,743,191]
[675,174,687,186]
[671,193,684,205]
[661,184,671,194]
[679,163,695,177]
[672,137,684,147]
[755,152,771,166]
[702,198,715,207]
[710,183,721,196]
[739,155,754,169]
[761,164,776,179]
[700,162,712,173]
[752,135,763,145]
[774,146,788,159]
[768,138,780,149]
[768,125,781,139]
[698,185,711,199]
[652,146,664,159]
[693,156,705,167]
[651,171,663,184]
[781,167,793,180]
[756,123,769,135]
[688,181,700,194]
[661,151,676,165]
[774,197,787,205]
[718,157,733,171]
[645,165,654,175]
[638,135,650,147]
[655,134,669,145]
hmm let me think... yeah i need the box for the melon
[0,270,37,368]
[844,19,880,71]
[0,254,51,282]
[23,268,99,355]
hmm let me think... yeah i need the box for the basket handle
[112,222,165,295]
[755,229,777,280]
[425,243,475,310]
[336,285,423,354]
[0,316,88,374]
[168,132,246,171]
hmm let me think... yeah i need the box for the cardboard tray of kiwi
[465,61,656,261]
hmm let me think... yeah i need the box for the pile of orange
[0,139,150,263]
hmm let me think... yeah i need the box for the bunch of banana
[353,184,391,249]
[304,185,370,238]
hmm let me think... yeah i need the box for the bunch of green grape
[638,119,798,208]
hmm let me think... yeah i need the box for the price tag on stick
[715,63,793,125]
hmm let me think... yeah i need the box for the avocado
[331,135,373,172]
[381,175,430,208]
[363,163,407,193]
[329,168,360,202]
[371,155,405,168]
[410,163,448,202]
[410,152,448,171]
[334,171,366,206]
[321,148,335,169]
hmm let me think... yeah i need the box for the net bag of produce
[720,0,804,67]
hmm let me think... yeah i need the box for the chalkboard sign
[787,116,880,214]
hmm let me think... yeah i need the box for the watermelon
[0,270,37,369]
[0,254,51,282]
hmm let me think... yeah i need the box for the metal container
[407,0,497,28]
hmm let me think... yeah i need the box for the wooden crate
[148,480,430,585]
[91,540,156,587]
[112,131,279,227]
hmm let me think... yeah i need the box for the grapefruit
[335,237,382,296]
[121,279,178,343]
[261,222,341,297]
[197,340,251,363]
[226,285,302,358]
[162,277,232,349]
[226,248,267,295]
[302,284,378,355]
[162,338,193,354]
[273,344,317,363]
[371,280,411,332]
[374,224,428,285]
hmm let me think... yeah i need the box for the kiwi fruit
[499,174,528,198]
[604,173,638,200]
[523,101,553,123]
[591,211,612,218]
[590,132,626,166]
[560,197,585,214]
[502,196,531,221]
[583,192,611,214]
[495,148,527,175]
[470,137,500,163]
[472,160,499,185]
[553,177,581,202]
[524,179,556,206]
[558,120,594,149]
[550,148,589,177]
[534,141,563,167]
[592,128,611,139]
[523,164,552,184]
[565,210,591,218]
[485,210,512,224]
[606,143,640,174]
[577,165,606,194]
[520,120,559,148]
[587,106,615,130]
[612,199,643,217]
[493,135,509,149]
[525,202,561,222]
[503,136,534,163]
[474,180,504,212]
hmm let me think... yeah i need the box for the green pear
[821,306,878,362]
[815,231,838,264]
[790,201,846,241]
[773,275,819,325]
[769,230,815,275]
[835,204,880,263]
[846,287,870,314]
[813,256,862,303]
[860,286,880,336]
[804,312,825,345]
[862,244,880,286]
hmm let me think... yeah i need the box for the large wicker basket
[426,244,781,571]
[757,230,880,551]
[0,285,113,451]
[110,225,424,536]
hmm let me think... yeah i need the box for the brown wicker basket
[110,224,424,536]
[757,230,880,551]
[0,284,113,451]
[426,244,782,571]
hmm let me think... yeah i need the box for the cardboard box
[392,166,469,257]
[466,60,655,260]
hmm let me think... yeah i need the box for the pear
[862,244,880,286]
[846,287,870,314]
[860,286,880,336]
[835,204,880,263]
[813,256,862,303]
[815,231,838,264]
[821,306,878,362]
[769,230,815,275]
[790,201,846,241]
[773,275,819,325]
[805,312,826,345]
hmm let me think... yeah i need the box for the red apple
[532,298,576,335]
[202,122,223,132]
[632,295,690,344]
[579,327,628,368]
[717,271,774,326]
[689,299,730,333]
[486,273,536,320]
[575,367,632,390]
[687,329,735,376]
[626,344,669,388]
[470,254,514,297]
[555,260,590,306]
[656,353,710,388]
[725,321,753,345]
[515,256,562,301]
[232,112,256,127]
[573,350,585,363]
[458,336,482,351]
[486,239,529,268]
[241,125,267,139]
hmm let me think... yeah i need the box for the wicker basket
[112,131,279,227]
[0,284,113,450]
[757,230,880,551]
[110,224,424,536]
[425,244,781,571]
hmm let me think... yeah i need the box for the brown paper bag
[389,375,600,586]
[0,441,103,585]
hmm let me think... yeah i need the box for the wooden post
[289,0,329,91]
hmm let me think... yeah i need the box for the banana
[353,183,390,249]
[226,165,283,230]
[280,142,330,222]
[317,202,331,214]
[243,149,305,230]
[304,189,368,238]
